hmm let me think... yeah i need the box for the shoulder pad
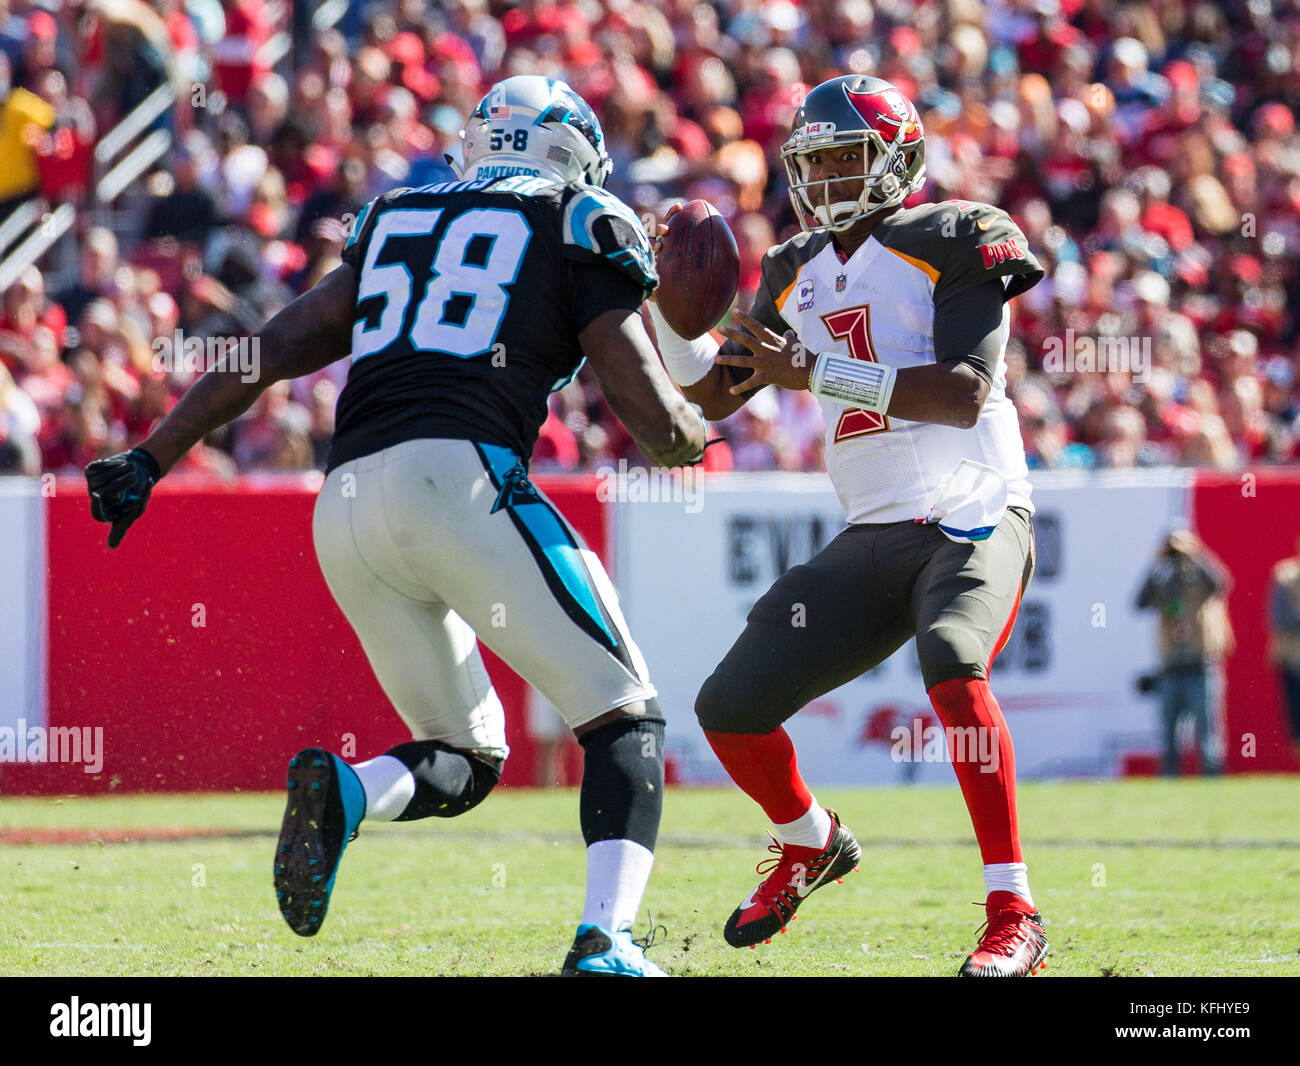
[561,185,657,293]
[766,227,833,262]
[343,188,411,255]
[408,177,497,196]
[892,200,1023,250]
[750,229,831,317]
[762,229,832,280]
[488,174,565,198]
[894,200,1042,301]
[950,200,1021,243]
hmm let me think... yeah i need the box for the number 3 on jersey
[819,304,890,441]
[352,206,531,361]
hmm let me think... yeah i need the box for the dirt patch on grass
[0,827,254,845]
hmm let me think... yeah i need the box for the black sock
[578,714,665,851]
[384,739,502,821]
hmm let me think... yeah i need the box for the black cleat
[273,747,364,937]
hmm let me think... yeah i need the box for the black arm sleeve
[569,258,646,333]
[932,279,1006,386]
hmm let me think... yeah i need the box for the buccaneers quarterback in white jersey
[648,74,1049,976]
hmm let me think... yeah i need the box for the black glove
[86,448,162,549]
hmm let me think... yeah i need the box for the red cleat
[958,891,1049,977]
[723,809,861,948]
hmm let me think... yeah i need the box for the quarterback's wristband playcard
[809,351,897,414]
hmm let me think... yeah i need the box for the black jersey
[325,175,657,472]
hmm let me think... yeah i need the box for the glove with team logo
[86,448,162,549]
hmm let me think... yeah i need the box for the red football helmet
[781,75,927,233]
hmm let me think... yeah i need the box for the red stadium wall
[1192,469,1300,774]
[5,469,1298,795]
[4,474,608,794]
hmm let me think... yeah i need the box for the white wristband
[646,299,719,387]
[809,351,897,414]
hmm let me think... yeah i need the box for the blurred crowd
[0,0,1298,477]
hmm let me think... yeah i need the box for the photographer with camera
[1135,528,1234,776]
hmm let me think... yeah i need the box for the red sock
[927,678,1022,864]
[704,727,814,824]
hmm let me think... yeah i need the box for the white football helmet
[459,76,613,188]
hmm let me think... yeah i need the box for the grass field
[2,777,1299,977]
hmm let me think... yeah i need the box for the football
[654,199,740,340]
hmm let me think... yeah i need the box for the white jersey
[726,200,1043,524]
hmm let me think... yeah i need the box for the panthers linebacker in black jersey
[84,76,706,976]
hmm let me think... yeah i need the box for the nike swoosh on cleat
[793,856,836,898]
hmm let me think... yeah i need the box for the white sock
[580,839,655,932]
[983,862,1033,907]
[350,755,415,822]
[773,801,833,849]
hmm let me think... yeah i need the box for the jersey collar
[813,231,885,290]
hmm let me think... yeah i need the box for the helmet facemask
[781,126,921,234]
